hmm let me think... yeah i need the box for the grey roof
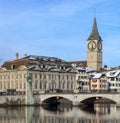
[87,17,102,41]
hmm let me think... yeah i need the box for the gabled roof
[87,17,102,41]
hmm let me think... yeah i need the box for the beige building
[0,55,77,94]
[87,17,102,71]
[0,66,27,94]
[91,73,108,93]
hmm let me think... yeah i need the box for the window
[43,82,46,89]
[70,82,73,89]
[67,75,69,80]
[49,74,51,79]
[62,82,65,89]
[58,81,61,89]
[52,74,54,79]
[24,83,26,89]
[16,82,18,89]
[44,74,46,79]
[92,84,97,88]
[111,78,114,81]
[35,74,37,79]
[8,82,10,89]
[62,75,64,80]
[20,83,22,89]
[39,74,42,79]
[16,74,18,79]
[35,81,38,89]
[92,79,97,83]
[58,75,60,80]
[84,76,87,79]
[67,82,69,89]
[40,82,42,89]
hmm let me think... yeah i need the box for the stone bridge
[35,93,120,106]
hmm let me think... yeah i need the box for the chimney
[16,53,19,59]
[24,54,27,57]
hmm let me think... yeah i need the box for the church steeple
[87,17,102,41]
[87,17,103,71]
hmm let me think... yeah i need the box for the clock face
[97,41,102,51]
[88,41,96,51]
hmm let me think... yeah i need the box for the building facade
[76,69,89,92]
[0,55,77,94]
[91,73,108,93]
[106,70,120,92]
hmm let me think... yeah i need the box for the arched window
[43,82,46,89]
[58,81,61,89]
[62,82,65,89]
[53,82,56,89]
[67,82,69,89]
[70,82,73,89]
[39,81,42,89]
[35,81,38,89]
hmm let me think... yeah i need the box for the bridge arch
[80,96,116,104]
[79,94,117,104]
[39,94,75,105]
[41,95,73,105]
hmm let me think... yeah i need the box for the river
[0,104,119,123]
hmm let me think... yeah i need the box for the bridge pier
[72,101,81,106]
[72,95,83,106]
[115,98,120,107]
[116,103,120,107]
[116,104,120,107]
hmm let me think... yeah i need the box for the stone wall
[0,95,26,105]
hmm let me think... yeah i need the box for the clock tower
[87,17,102,71]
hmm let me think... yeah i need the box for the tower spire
[87,17,102,41]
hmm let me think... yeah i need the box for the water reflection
[0,104,120,123]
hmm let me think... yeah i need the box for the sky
[0,0,120,67]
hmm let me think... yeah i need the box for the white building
[106,70,120,92]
